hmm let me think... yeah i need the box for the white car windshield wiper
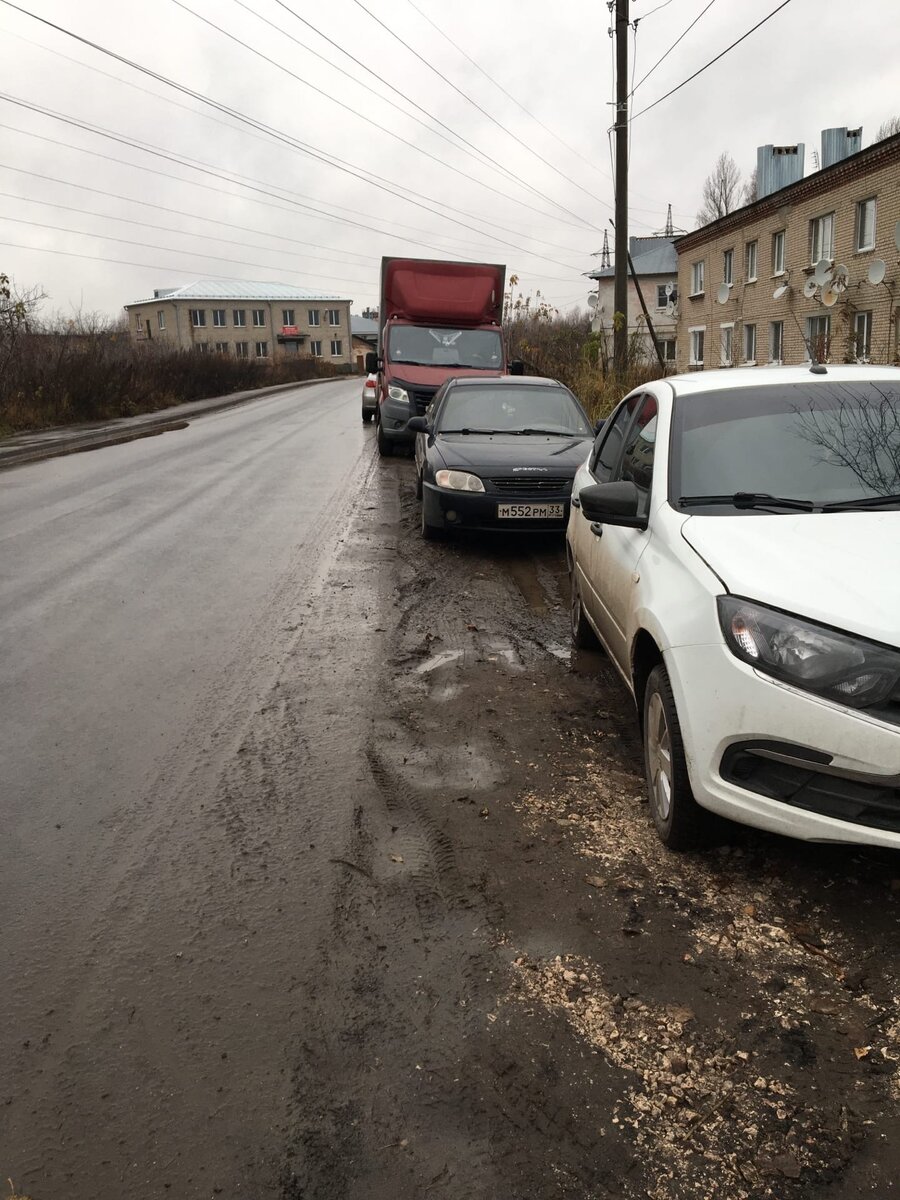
[679,492,816,512]
[821,492,900,511]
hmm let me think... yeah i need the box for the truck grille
[489,476,572,494]
[410,387,438,415]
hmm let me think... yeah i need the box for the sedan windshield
[387,326,502,369]
[671,381,900,512]
[436,385,592,437]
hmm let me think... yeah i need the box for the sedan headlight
[387,385,409,403]
[718,596,900,709]
[435,469,485,493]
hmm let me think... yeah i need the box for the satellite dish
[869,259,887,285]
[587,294,599,309]
[716,282,730,305]
[821,285,838,308]
[665,282,674,297]
[832,263,850,291]
[894,219,900,253]
[665,301,676,316]
[803,277,819,299]
[813,259,833,286]
[772,283,789,300]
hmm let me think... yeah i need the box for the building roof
[588,236,677,280]
[675,129,900,253]
[125,279,351,307]
[351,315,379,337]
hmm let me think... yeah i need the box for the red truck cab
[367,257,521,456]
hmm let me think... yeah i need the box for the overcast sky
[1,0,898,322]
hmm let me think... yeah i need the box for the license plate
[497,503,564,519]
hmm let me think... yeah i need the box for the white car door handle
[590,522,603,538]
[571,496,581,509]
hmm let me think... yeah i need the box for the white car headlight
[718,596,900,710]
[435,469,485,493]
[387,385,409,403]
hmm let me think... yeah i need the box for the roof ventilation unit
[757,143,805,198]
[821,127,862,169]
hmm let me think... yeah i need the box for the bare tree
[875,116,900,141]
[742,165,758,205]
[696,152,744,227]
[0,272,45,379]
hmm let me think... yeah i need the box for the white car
[567,365,900,851]
[361,372,378,423]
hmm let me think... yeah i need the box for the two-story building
[588,234,679,368]
[674,129,900,372]
[124,281,353,366]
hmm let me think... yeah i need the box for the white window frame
[656,285,668,310]
[157,310,166,331]
[255,340,269,358]
[326,309,341,326]
[308,309,320,327]
[215,341,229,354]
[330,338,343,357]
[853,310,873,362]
[233,309,246,327]
[806,314,831,362]
[660,338,676,363]
[252,309,266,328]
[194,341,210,354]
[190,308,206,328]
[743,323,757,364]
[855,197,876,252]
[282,308,295,326]
[720,322,734,367]
[769,320,784,364]
[723,248,734,287]
[809,213,835,264]
[688,325,705,368]
[745,240,758,283]
[235,341,249,358]
[690,260,705,296]
[212,309,226,327]
[772,230,785,276]
[310,339,322,357]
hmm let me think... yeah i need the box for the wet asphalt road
[3,378,900,1200]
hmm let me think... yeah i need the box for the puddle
[415,649,465,674]
[481,638,525,672]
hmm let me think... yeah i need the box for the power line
[634,0,676,19]
[401,0,608,179]
[630,0,716,96]
[348,0,607,213]
[173,0,594,231]
[632,0,793,120]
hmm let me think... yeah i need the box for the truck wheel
[376,416,393,457]
[643,664,712,850]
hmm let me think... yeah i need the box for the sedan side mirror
[406,416,429,434]
[578,481,648,529]
[365,351,379,373]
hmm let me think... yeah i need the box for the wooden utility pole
[613,0,629,377]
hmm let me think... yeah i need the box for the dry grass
[6,1181,33,1200]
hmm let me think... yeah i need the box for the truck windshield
[387,326,503,369]
[670,380,900,512]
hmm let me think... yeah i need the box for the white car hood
[681,512,900,646]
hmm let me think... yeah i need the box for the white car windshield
[672,381,900,512]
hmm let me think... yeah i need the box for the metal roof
[351,315,379,336]
[126,279,351,306]
[588,237,677,280]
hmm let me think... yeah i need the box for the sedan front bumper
[422,480,572,532]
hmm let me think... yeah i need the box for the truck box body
[374,257,508,454]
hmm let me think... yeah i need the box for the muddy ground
[4,421,900,1199]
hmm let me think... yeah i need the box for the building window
[853,310,873,361]
[252,309,266,327]
[690,261,705,296]
[134,314,143,332]
[723,249,734,287]
[282,309,295,326]
[660,338,676,362]
[769,321,784,364]
[235,341,249,358]
[157,311,166,331]
[326,309,341,326]
[310,339,322,357]
[772,230,785,275]
[233,309,246,327]
[656,285,667,309]
[212,309,226,327]
[215,341,229,354]
[330,338,343,357]
[194,342,210,354]
[308,309,320,326]
[190,308,206,328]
[809,213,835,264]
[255,341,268,358]
[855,197,876,252]
[720,323,734,366]
[745,240,758,282]
[806,314,831,362]
[743,324,757,363]
[689,327,705,368]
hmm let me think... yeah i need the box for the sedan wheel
[570,571,599,649]
[643,663,711,850]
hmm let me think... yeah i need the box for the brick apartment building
[674,129,900,373]
[124,281,353,367]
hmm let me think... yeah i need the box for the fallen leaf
[390,854,404,864]
[742,904,757,918]
[853,1045,871,1060]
